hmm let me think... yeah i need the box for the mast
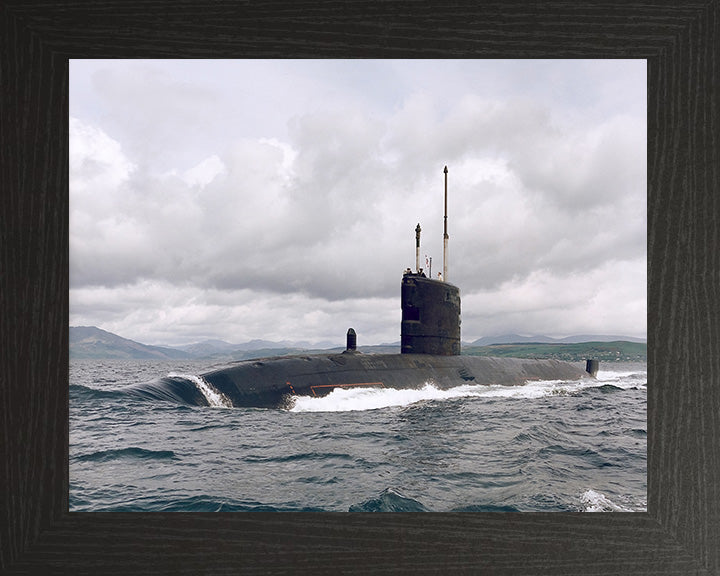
[415,223,421,273]
[443,165,448,282]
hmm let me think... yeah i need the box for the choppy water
[70,359,646,512]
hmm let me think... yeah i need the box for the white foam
[595,369,648,389]
[168,373,233,408]
[487,369,648,400]
[460,376,611,400]
[288,368,647,413]
[580,489,634,512]
[480,379,579,399]
[290,383,484,413]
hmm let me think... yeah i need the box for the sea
[69,359,647,513]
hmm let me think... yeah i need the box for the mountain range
[70,326,191,359]
[69,326,646,361]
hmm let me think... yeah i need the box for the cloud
[69,60,646,345]
[461,258,647,339]
[70,281,400,346]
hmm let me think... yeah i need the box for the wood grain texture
[1,1,718,574]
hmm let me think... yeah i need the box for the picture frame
[2,1,717,574]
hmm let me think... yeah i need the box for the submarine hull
[183,353,593,409]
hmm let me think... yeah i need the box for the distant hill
[70,326,341,360]
[462,341,647,362]
[470,334,646,346]
[172,339,238,357]
[70,326,192,360]
[232,338,336,351]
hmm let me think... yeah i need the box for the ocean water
[69,359,647,512]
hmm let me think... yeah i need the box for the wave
[70,384,127,401]
[167,373,232,407]
[243,452,354,464]
[74,447,177,463]
[71,493,326,512]
[587,383,625,394]
[348,488,430,512]
[347,488,526,512]
[124,374,231,407]
[580,489,641,512]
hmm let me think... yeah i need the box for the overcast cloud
[69,59,646,347]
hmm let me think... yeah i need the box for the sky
[69,59,647,347]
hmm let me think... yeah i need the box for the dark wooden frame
[2,2,718,574]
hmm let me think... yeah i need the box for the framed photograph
[68,58,647,516]
[2,2,718,574]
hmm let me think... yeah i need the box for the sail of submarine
[143,166,598,408]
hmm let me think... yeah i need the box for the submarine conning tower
[401,272,461,355]
[401,165,460,356]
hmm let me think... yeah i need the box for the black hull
[132,353,593,409]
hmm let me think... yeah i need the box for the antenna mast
[415,223,421,273]
[443,165,448,282]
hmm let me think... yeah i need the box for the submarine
[131,166,597,409]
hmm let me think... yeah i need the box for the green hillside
[462,341,646,362]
